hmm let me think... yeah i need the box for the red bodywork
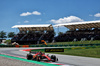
[33,52,53,61]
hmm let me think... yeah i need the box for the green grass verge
[50,48,100,58]
[29,40,100,46]
[31,46,100,58]
[47,40,100,45]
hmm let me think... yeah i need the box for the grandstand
[11,20,100,44]
[55,20,100,42]
[11,24,54,45]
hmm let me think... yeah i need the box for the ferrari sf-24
[26,51,58,62]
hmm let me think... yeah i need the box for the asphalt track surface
[0,47,100,66]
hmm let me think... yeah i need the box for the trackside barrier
[0,44,100,47]
[0,45,15,47]
[64,46,100,50]
[29,44,100,47]
[22,45,29,48]
[15,45,19,47]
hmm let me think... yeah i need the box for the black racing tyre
[27,54,33,60]
[51,55,57,62]
[57,58,58,61]
[38,57,41,61]
[36,56,40,61]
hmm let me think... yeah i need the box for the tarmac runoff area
[0,47,100,66]
[0,56,43,66]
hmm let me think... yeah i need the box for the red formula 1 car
[26,51,58,62]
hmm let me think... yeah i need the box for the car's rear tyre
[27,54,33,60]
[36,56,40,61]
[57,58,58,61]
[51,55,58,62]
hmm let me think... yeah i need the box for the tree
[0,31,7,39]
[54,32,56,36]
[8,32,16,38]
[58,32,63,36]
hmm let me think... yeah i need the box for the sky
[0,0,100,35]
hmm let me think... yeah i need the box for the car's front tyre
[27,54,33,60]
[51,55,58,62]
